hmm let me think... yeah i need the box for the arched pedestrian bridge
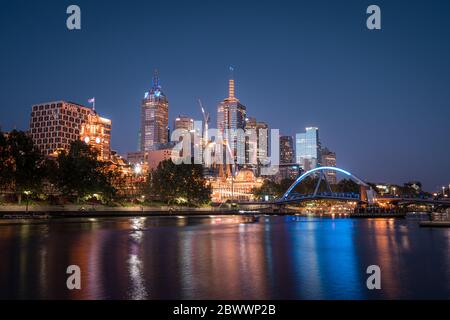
[274,166,376,205]
[272,166,450,209]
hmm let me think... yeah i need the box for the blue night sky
[0,0,449,191]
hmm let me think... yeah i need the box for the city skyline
[1,0,450,305]
[1,0,449,191]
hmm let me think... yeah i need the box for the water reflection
[0,216,449,299]
[127,217,147,300]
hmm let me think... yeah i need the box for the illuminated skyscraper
[245,117,268,174]
[320,147,337,184]
[280,135,294,164]
[217,69,247,165]
[140,70,169,151]
[296,127,321,171]
[173,115,195,160]
[174,115,194,132]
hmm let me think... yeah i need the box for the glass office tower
[296,127,321,171]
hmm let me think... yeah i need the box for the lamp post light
[23,190,31,214]
[134,163,143,175]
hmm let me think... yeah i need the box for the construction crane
[198,99,210,144]
[198,99,234,179]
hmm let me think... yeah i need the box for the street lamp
[23,190,31,214]
[134,163,142,175]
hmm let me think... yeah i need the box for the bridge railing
[284,192,361,201]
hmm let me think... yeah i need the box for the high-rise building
[29,100,110,156]
[217,71,247,165]
[320,147,337,184]
[272,135,300,182]
[245,117,268,167]
[173,115,194,132]
[280,135,294,164]
[140,70,169,151]
[296,127,321,171]
[80,112,112,161]
[173,115,195,160]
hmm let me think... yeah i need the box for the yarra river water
[0,215,449,299]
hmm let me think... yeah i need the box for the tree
[252,180,284,200]
[252,176,327,200]
[146,159,211,205]
[0,129,9,191]
[1,130,45,204]
[334,179,360,193]
[54,140,116,203]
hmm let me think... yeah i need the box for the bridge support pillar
[360,185,368,207]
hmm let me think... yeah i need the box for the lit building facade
[146,148,173,171]
[296,127,321,171]
[127,151,145,166]
[126,146,174,175]
[140,71,169,151]
[29,100,102,156]
[320,147,337,184]
[80,113,111,161]
[217,74,247,165]
[209,169,263,202]
[174,116,194,132]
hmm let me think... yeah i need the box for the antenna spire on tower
[228,66,235,99]
[153,69,160,89]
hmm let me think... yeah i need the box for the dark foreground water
[0,215,449,300]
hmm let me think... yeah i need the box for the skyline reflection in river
[0,215,449,299]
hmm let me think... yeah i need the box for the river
[0,215,449,299]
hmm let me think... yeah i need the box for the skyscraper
[140,70,169,151]
[280,135,294,164]
[173,115,194,132]
[296,127,321,171]
[217,70,247,165]
[174,115,195,160]
[245,117,268,175]
[320,147,337,184]
[274,135,300,182]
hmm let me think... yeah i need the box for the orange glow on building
[209,169,263,202]
[80,113,112,161]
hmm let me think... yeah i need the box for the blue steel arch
[282,166,369,199]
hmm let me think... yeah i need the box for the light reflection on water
[0,215,449,300]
